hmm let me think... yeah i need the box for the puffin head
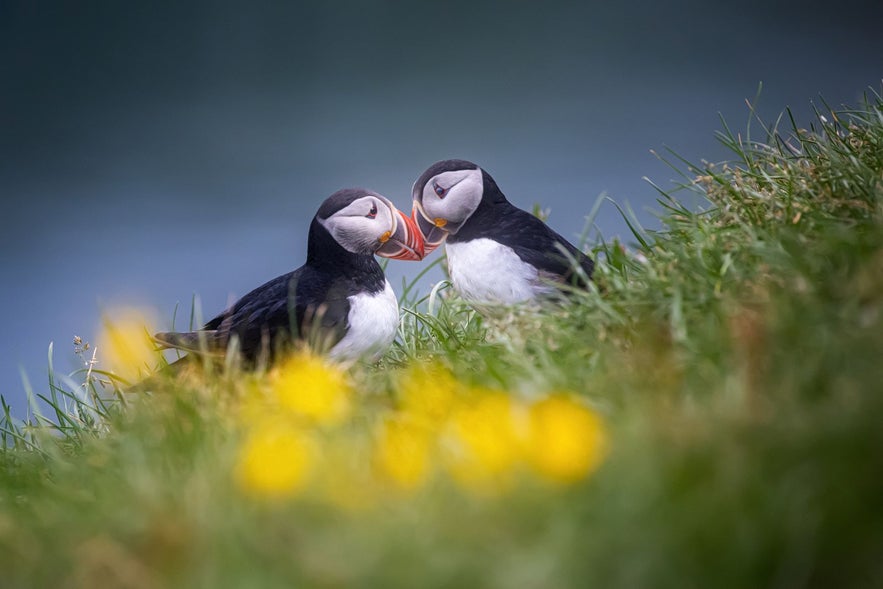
[411,159,489,255]
[317,188,424,261]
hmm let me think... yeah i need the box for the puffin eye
[433,183,447,198]
[366,203,378,219]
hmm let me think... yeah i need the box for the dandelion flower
[235,420,316,499]
[270,352,351,425]
[442,392,522,493]
[525,394,607,484]
[374,416,434,491]
[96,308,158,383]
[397,363,461,423]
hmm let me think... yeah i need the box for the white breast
[445,238,555,305]
[329,280,399,361]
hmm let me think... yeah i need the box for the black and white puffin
[411,159,594,305]
[154,188,424,363]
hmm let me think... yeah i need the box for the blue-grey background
[2,0,881,412]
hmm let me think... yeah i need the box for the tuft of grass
[2,86,882,588]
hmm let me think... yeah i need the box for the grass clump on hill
[1,87,882,588]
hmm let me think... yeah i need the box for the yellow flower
[442,392,523,493]
[397,362,461,423]
[96,308,159,382]
[270,352,351,425]
[525,394,607,484]
[374,416,434,491]
[235,420,316,499]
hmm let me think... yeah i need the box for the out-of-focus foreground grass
[2,88,882,588]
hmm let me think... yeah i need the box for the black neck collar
[306,219,386,290]
[447,169,513,243]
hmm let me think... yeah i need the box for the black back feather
[447,167,594,286]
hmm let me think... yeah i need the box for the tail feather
[153,330,226,354]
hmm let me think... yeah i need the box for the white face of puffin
[319,195,424,260]
[413,168,484,253]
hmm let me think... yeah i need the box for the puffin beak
[412,201,449,256]
[376,205,425,261]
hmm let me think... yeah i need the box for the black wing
[286,267,352,354]
[492,205,594,286]
[202,265,350,359]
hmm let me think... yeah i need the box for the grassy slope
[2,89,882,588]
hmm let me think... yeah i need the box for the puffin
[411,159,594,305]
[154,188,424,364]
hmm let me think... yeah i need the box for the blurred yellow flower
[270,352,351,425]
[96,308,159,382]
[397,363,460,423]
[525,395,607,484]
[442,392,523,493]
[232,357,609,505]
[374,416,434,491]
[235,420,316,499]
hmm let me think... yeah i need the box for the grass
[2,86,882,588]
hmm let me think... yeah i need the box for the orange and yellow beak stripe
[376,207,426,261]
[411,201,448,256]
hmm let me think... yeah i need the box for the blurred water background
[2,0,881,411]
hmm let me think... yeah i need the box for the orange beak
[376,207,425,261]
[412,201,448,256]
